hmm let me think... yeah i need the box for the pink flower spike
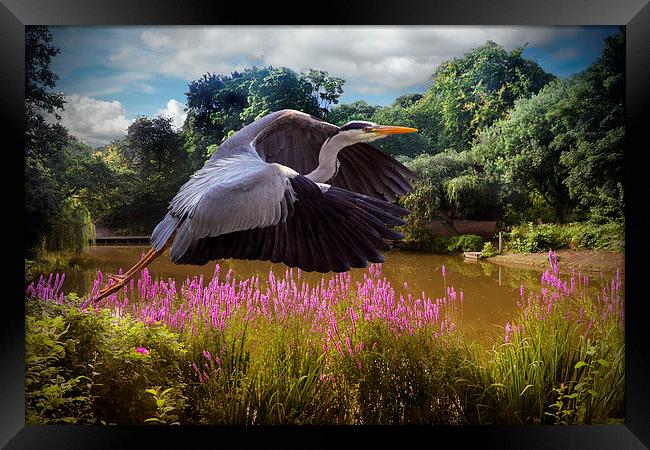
[135,347,149,356]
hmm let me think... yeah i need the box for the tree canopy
[472,29,625,224]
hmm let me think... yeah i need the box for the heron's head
[338,120,418,143]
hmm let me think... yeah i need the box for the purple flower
[135,346,149,355]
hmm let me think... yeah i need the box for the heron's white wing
[165,151,296,261]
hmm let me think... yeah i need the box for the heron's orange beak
[370,125,418,135]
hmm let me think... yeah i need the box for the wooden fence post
[498,231,503,253]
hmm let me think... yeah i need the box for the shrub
[26,297,189,425]
[563,221,624,251]
[25,314,97,424]
[401,234,484,254]
[447,234,484,253]
[507,221,624,253]
[481,241,496,257]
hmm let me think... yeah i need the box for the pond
[58,246,621,344]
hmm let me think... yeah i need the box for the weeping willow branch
[46,198,96,253]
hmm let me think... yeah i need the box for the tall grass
[25,250,624,425]
[467,251,624,424]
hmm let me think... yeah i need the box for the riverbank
[486,249,624,274]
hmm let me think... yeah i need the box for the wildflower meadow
[25,250,624,425]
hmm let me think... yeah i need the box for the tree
[25,26,69,255]
[472,30,625,224]
[325,100,380,126]
[559,29,625,222]
[25,26,66,158]
[183,67,346,162]
[102,116,191,233]
[400,151,498,236]
[302,69,345,117]
[183,73,227,168]
[370,101,432,158]
[472,80,575,223]
[426,41,554,152]
[240,67,320,123]
[392,93,423,109]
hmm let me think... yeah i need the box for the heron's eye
[362,127,373,133]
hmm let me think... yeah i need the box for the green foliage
[25,314,97,424]
[446,235,484,253]
[144,386,185,425]
[398,152,499,246]
[45,198,96,253]
[469,298,624,425]
[481,241,497,257]
[302,68,345,116]
[555,336,624,424]
[399,233,484,254]
[325,100,380,126]
[508,223,569,253]
[559,31,625,222]
[473,30,624,224]
[428,41,554,152]
[24,26,68,256]
[102,116,192,233]
[472,79,575,223]
[507,221,624,253]
[26,261,624,426]
[241,67,320,124]
[193,320,343,425]
[370,101,433,157]
[26,298,188,425]
[183,66,344,165]
[24,26,118,255]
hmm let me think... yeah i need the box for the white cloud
[57,94,133,147]
[157,99,187,130]
[107,26,578,95]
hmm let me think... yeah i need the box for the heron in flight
[95,109,418,300]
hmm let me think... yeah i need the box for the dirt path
[486,249,624,274]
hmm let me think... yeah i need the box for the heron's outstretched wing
[251,109,416,202]
[174,175,410,272]
[151,151,296,260]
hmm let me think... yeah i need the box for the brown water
[58,246,621,343]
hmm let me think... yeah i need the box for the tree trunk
[436,209,460,236]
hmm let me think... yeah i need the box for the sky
[48,26,620,148]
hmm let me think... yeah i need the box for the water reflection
[58,246,621,344]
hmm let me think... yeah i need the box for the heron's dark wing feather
[251,109,416,202]
[174,175,409,272]
[331,143,416,203]
[252,110,333,176]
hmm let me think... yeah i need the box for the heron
[95,109,418,300]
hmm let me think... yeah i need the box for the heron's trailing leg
[95,245,167,301]
[108,248,157,282]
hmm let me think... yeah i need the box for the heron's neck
[305,133,352,183]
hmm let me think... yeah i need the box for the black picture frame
[5,0,649,448]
